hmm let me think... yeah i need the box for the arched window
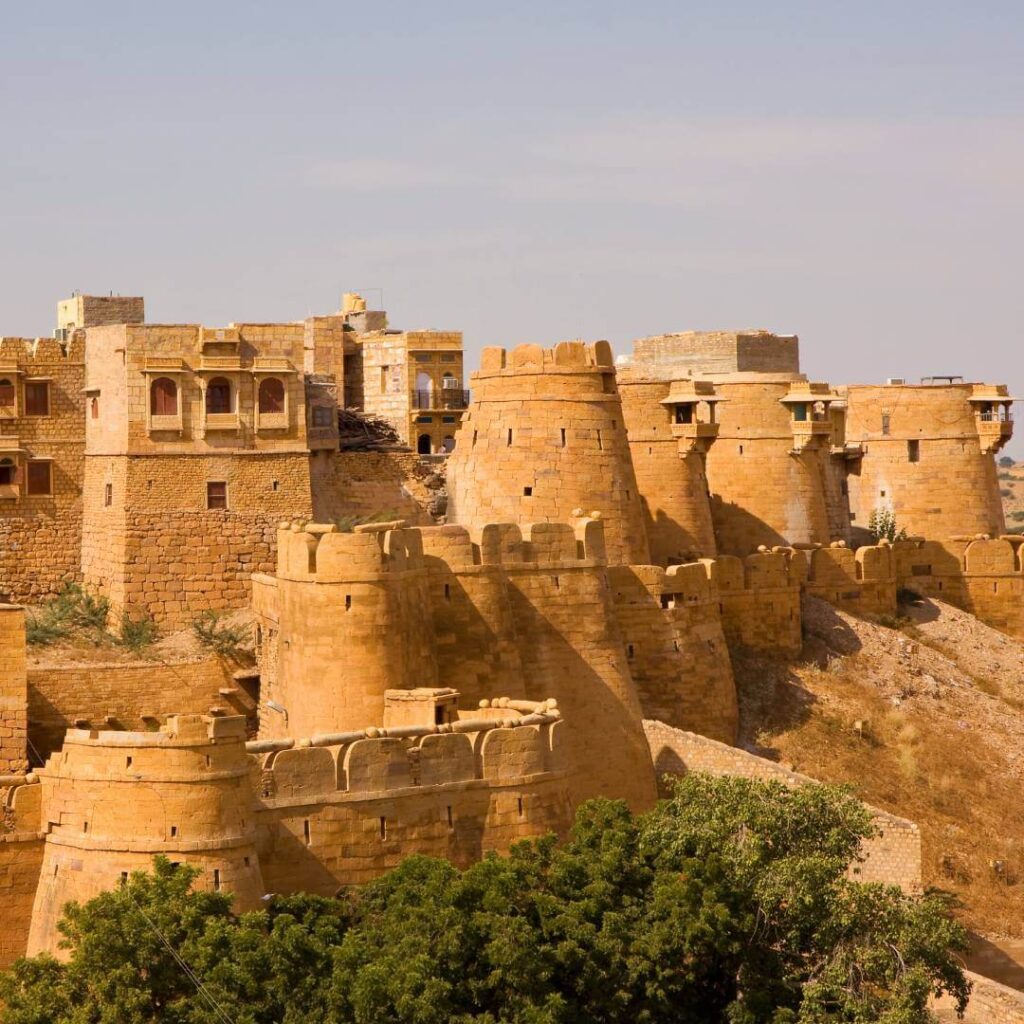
[258,377,285,414]
[417,433,433,455]
[90,397,99,419]
[0,379,14,410]
[0,458,15,485]
[206,377,232,415]
[150,377,178,416]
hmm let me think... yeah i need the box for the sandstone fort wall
[256,519,659,812]
[0,606,29,774]
[26,655,255,760]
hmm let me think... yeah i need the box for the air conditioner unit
[52,328,68,342]
[441,377,461,389]
[886,377,905,386]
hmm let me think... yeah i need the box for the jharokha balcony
[412,389,470,411]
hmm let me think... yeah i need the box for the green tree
[0,779,970,1023]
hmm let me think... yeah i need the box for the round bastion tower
[27,715,264,958]
[845,380,1012,540]
[446,341,650,565]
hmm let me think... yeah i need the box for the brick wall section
[0,335,85,602]
[0,831,45,967]
[310,451,437,524]
[27,655,254,759]
[643,720,922,893]
[447,341,651,566]
[608,564,737,743]
[0,606,28,773]
[716,549,805,654]
[846,383,1009,541]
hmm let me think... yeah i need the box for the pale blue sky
[2,1,1022,450]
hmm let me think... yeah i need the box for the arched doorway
[417,433,433,455]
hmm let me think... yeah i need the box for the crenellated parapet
[803,541,898,616]
[895,536,1024,637]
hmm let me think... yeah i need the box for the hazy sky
[3,2,1022,452]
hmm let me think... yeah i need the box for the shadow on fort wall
[708,496,791,555]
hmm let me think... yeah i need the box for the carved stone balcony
[790,419,833,452]
[671,421,719,454]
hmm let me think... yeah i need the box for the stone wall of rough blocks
[252,719,573,893]
[714,549,805,654]
[82,451,311,625]
[26,654,255,760]
[255,518,658,812]
[705,379,843,555]
[309,451,438,524]
[27,716,265,957]
[607,563,737,743]
[642,720,922,893]
[895,537,1024,638]
[803,542,898,616]
[617,377,718,560]
[0,606,28,774]
[446,341,651,566]
[0,830,45,967]
[933,972,1024,1023]
[845,383,1007,541]
[0,335,85,602]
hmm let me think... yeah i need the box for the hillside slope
[734,593,1024,941]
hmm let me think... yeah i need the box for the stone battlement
[475,340,615,377]
[249,703,567,807]
[273,519,610,583]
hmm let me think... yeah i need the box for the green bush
[24,583,110,646]
[117,613,158,652]
[192,611,250,657]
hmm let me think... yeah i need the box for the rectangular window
[881,412,891,436]
[104,483,112,507]
[442,416,456,424]
[207,481,228,510]
[380,366,389,392]
[413,353,433,363]
[24,381,50,416]
[312,406,334,427]
[416,416,432,424]
[26,461,52,496]
[908,439,920,463]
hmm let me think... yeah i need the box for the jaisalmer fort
[0,290,1021,1000]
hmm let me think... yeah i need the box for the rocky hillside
[734,593,1024,949]
[1000,456,1024,532]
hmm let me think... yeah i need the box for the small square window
[523,486,533,496]
[207,481,228,510]
[312,406,334,427]
[24,381,50,416]
[26,461,52,496]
